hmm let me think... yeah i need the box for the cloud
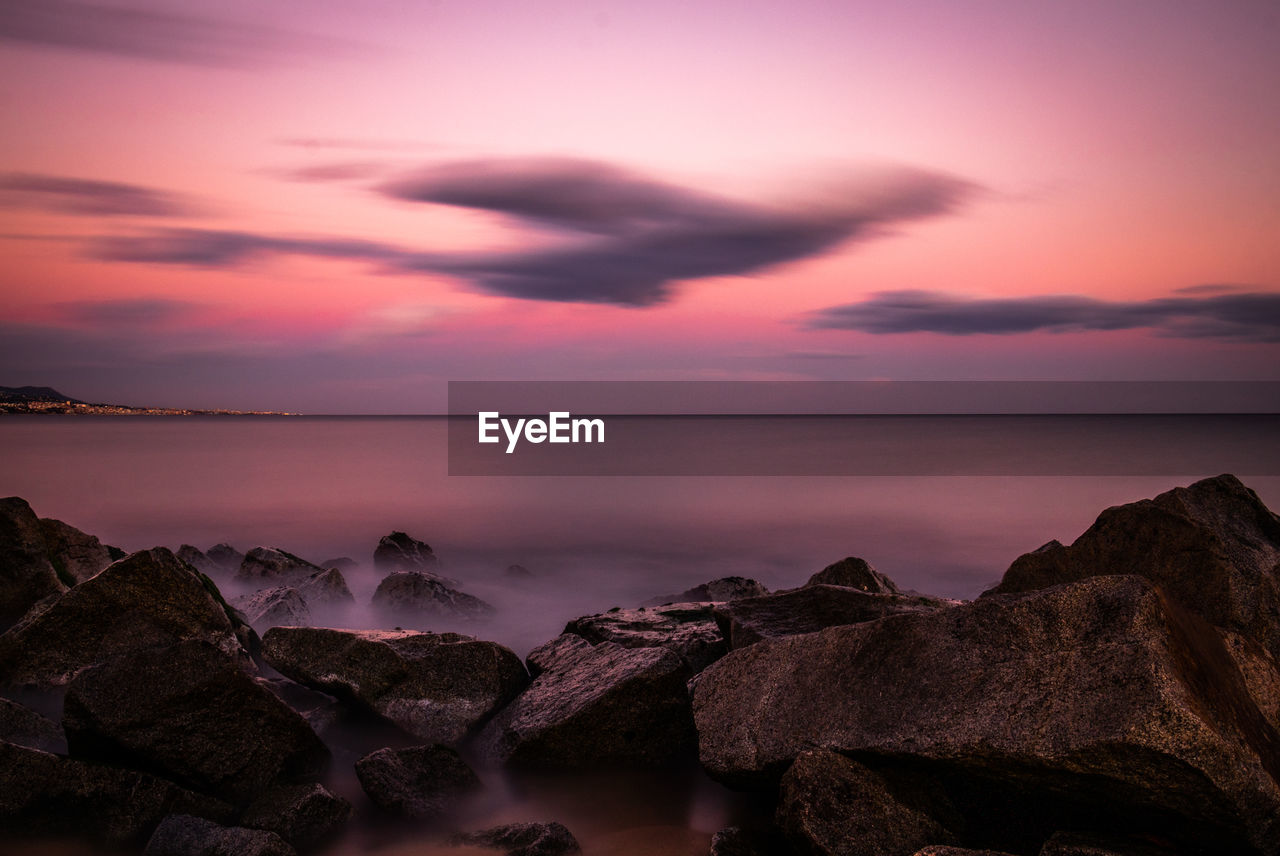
[0,0,345,66]
[57,297,204,326]
[807,290,1280,342]
[0,173,191,217]
[275,162,385,183]
[90,159,975,306]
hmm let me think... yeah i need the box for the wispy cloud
[90,158,977,306]
[0,0,348,66]
[0,173,191,217]
[57,297,204,326]
[807,289,1280,342]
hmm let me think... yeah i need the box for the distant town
[0,386,297,416]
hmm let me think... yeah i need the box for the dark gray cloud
[0,0,342,66]
[91,159,975,306]
[0,173,190,216]
[807,290,1280,342]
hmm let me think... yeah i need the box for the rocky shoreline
[1,474,1278,855]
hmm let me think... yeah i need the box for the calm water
[2,415,1277,855]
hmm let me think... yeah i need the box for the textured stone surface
[0,496,66,628]
[297,567,354,605]
[642,576,770,606]
[565,602,727,672]
[449,821,582,856]
[478,633,695,769]
[0,695,63,752]
[63,640,328,805]
[372,570,494,621]
[709,826,787,856]
[238,783,351,850]
[804,556,900,593]
[373,531,438,571]
[232,587,311,630]
[237,547,325,582]
[355,744,480,818]
[0,547,247,688]
[38,517,114,583]
[206,544,244,572]
[261,627,527,744]
[143,814,295,856]
[693,575,1280,854]
[177,545,217,574]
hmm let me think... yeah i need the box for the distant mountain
[0,386,84,404]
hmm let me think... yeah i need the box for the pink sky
[1,0,1277,411]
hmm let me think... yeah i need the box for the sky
[1,0,1278,412]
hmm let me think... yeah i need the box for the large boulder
[261,627,527,745]
[354,744,480,818]
[176,545,217,574]
[297,567,354,605]
[206,543,244,572]
[565,603,728,672]
[374,530,438,571]
[143,814,295,856]
[237,547,325,583]
[0,547,247,688]
[449,821,582,856]
[63,640,329,805]
[477,633,695,770]
[804,556,900,593]
[0,695,63,752]
[238,783,351,851]
[985,474,1280,662]
[712,584,951,649]
[38,517,114,583]
[642,576,770,606]
[776,750,955,856]
[0,497,66,628]
[372,571,494,621]
[232,587,311,631]
[692,575,1280,854]
[0,740,232,846]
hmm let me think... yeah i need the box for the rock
[0,547,247,688]
[232,587,311,630]
[63,640,328,805]
[206,543,244,572]
[239,783,351,850]
[0,695,63,752]
[39,517,114,583]
[1221,629,1280,728]
[1037,830,1179,856]
[642,576,769,606]
[371,571,494,621]
[177,544,218,574]
[238,547,325,583]
[713,584,951,649]
[144,814,295,856]
[0,496,66,628]
[477,633,695,769]
[449,821,581,856]
[261,627,527,745]
[710,826,787,856]
[692,575,1280,854]
[985,474,1280,662]
[805,556,900,593]
[355,744,480,818]
[0,740,232,846]
[297,567,354,606]
[565,603,728,672]
[505,563,535,579]
[374,530,438,571]
[776,750,954,856]
[320,556,356,571]
[912,849,1020,856]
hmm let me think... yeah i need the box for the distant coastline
[0,386,297,416]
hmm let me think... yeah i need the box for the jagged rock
[505,563,535,579]
[297,567,354,605]
[0,740,232,846]
[0,547,247,688]
[206,543,244,572]
[710,826,787,856]
[177,545,217,574]
[144,814,295,856]
[1037,830,1179,856]
[986,474,1280,662]
[261,627,527,744]
[372,571,494,621]
[238,547,325,582]
[449,821,582,856]
[642,576,769,606]
[0,695,63,752]
[355,744,480,818]
[805,556,900,593]
[239,783,351,850]
[63,640,328,805]
[0,496,66,628]
[912,849,1020,856]
[1221,629,1280,728]
[777,750,954,856]
[374,531,438,571]
[232,587,311,630]
[565,603,728,672]
[477,633,695,769]
[39,517,114,583]
[320,557,356,571]
[693,575,1280,854]
[713,584,951,649]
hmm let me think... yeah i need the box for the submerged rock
[238,783,351,851]
[986,474,1280,661]
[565,602,728,672]
[0,496,66,628]
[804,556,900,593]
[0,547,247,688]
[143,814,295,856]
[642,576,770,606]
[355,744,480,818]
[0,695,63,752]
[238,547,325,583]
[713,584,951,649]
[449,821,581,856]
[477,633,695,770]
[261,627,527,745]
[38,517,114,583]
[374,530,438,572]
[372,570,494,621]
[63,640,328,805]
[693,575,1280,854]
